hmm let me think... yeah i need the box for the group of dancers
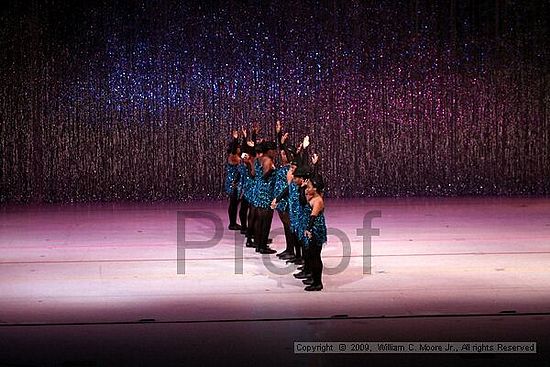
[224,122,327,291]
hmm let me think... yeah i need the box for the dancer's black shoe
[279,253,295,260]
[276,250,290,258]
[259,247,276,254]
[228,224,242,230]
[240,227,247,235]
[304,284,323,291]
[285,256,297,264]
[293,258,305,265]
[293,271,312,279]
[302,278,314,285]
[297,265,304,271]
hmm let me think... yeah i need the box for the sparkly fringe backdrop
[0,1,548,202]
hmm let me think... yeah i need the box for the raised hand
[302,135,310,149]
[241,126,247,138]
[281,132,289,144]
[312,153,319,165]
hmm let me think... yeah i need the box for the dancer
[242,129,259,247]
[289,165,311,276]
[242,124,273,249]
[272,135,319,266]
[237,127,253,235]
[273,123,296,260]
[225,130,243,230]
[253,140,278,254]
[302,173,327,291]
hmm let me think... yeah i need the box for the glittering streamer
[0,1,548,203]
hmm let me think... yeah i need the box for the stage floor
[1,197,549,366]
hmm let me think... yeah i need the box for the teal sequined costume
[303,206,327,247]
[254,160,276,209]
[288,182,307,238]
[248,159,262,207]
[273,165,290,213]
[242,163,255,203]
[224,163,242,197]
[243,159,263,206]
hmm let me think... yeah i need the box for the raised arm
[228,130,239,155]
[295,135,311,168]
[275,120,282,147]
[251,123,259,145]
[311,153,320,174]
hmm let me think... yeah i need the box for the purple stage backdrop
[0,1,548,202]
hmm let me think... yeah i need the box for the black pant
[254,207,273,249]
[228,189,240,226]
[293,232,302,259]
[308,241,323,285]
[246,205,257,243]
[239,197,249,230]
[303,239,322,284]
[277,210,294,254]
[302,243,311,274]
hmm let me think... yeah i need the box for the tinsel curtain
[0,0,548,202]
